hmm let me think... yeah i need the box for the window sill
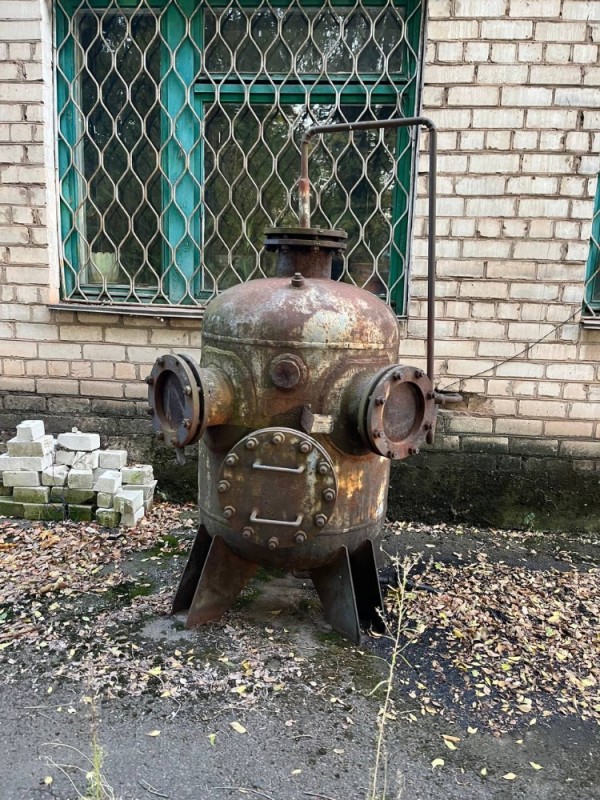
[580,315,600,329]
[49,302,205,319]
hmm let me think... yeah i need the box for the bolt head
[246,438,258,450]
[223,506,235,519]
[217,480,230,493]
[146,407,154,415]
[322,488,336,502]
[299,442,311,454]
[294,531,307,545]
[375,396,385,406]
[392,371,402,381]
[267,537,279,551]
[415,369,424,379]
[157,356,165,366]
[272,433,284,445]
[145,375,154,385]
[225,454,238,467]
[242,527,253,539]
[317,462,329,475]
[183,385,192,396]
[315,514,327,528]
[373,430,382,439]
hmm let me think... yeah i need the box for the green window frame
[583,174,600,320]
[55,0,426,312]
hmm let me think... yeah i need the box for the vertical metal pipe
[299,117,437,380]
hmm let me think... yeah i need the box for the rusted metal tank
[148,118,445,643]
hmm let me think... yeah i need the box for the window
[55,0,426,311]
[583,174,600,322]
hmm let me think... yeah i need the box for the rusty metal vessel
[148,118,445,643]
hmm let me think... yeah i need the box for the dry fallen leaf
[230,721,247,734]
[503,773,517,781]
[146,730,160,737]
[529,762,543,770]
[443,740,458,751]
[431,758,445,769]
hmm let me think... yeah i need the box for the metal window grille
[55,0,426,311]
[583,174,600,322]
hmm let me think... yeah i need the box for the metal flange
[147,353,204,450]
[358,365,436,460]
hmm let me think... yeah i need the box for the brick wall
[401,0,600,465]
[1,0,600,473]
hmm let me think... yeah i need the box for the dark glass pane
[78,10,162,287]
[203,101,396,293]
[204,4,406,77]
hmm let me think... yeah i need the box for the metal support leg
[350,539,385,633]
[186,535,258,628]
[172,524,212,614]
[310,546,361,645]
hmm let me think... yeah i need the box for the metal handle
[252,462,305,475]
[298,117,437,382]
[249,510,303,527]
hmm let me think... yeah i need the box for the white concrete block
[56,449,76,466]
[98,449,128,470]
[114,489,144,514]
[121,507,145,527]
[67,469,94,490]
[3,455,53,472]
[122,465,154,485]
[41,465,69,487]
[3,470,41,488]
[93,470,122,494]
[0,454,10,473]
[70,450,99,470]
[16,420,45,441]
[136,480,158,502]
[97,491,115,508]
[7,434,54,457]
[56,431,101,451]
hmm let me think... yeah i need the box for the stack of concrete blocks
[0,421,156,528]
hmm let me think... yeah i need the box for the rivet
[242,527,253,539]
[299,441,312,454]
[294,531,307,544]
[217,480,230,493]
[225,454,238,467]
[317,462,329,475]
[322,488,336,502]
[315,514,327,528]
[183,385,192,396]
[268,537,279,550]
[375,396,385,406]
[246,438,258,450]
[223,506,235,519]
[145,375,154,385]
[272,432,285,445]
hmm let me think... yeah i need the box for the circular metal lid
[217,427,338,549]
[359,365,436,459]
[147,353,204,449]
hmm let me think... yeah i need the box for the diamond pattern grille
[55,0,425,310]
[583,174,600,317]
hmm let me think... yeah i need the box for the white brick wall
[0,0,600,461]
